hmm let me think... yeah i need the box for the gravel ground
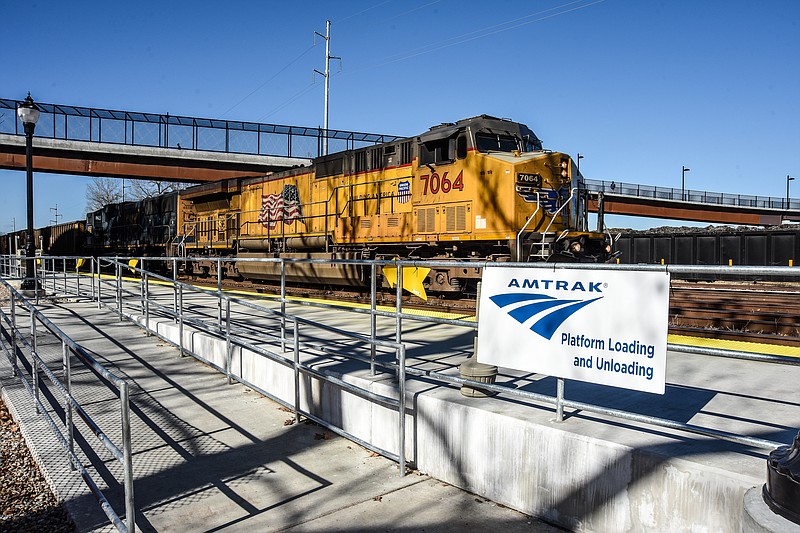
[0,397,75,533]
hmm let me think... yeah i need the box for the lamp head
[17,93,40,126]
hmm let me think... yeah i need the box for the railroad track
[189,276,800,348]
[669,282,800,346]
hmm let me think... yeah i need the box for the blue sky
[1,0,798,232]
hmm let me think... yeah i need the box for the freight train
[174,115,612,292]
[2,115,616,294]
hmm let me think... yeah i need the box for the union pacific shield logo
[397,180,411,203]
[489,292,603,340]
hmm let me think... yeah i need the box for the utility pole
[315,20,340,156]
[50,204,62,226]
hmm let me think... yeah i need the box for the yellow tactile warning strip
[668,334,800,359]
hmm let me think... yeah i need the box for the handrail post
[139,268,145,317]
[556,378,565,422]
[395,265,403,379]
[144,272,150,336]
[10,294,17,376]
[62,257,67,293]
[293,320,301,425]
[398,343,406,476]
[178,283,184,357]
[116,261,123,320]
[225,298,232,384]
[370,263,377,375]
[173,258,178,324]
[120,381,135,533]
[281,259,287,352]
[97,259,102,309]
[62,339,75,470]
[76,259,81,297]
[31,310,39,414]
[217,258,223,330]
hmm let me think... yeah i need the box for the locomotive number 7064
[419,171,464,195]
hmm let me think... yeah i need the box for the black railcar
[86,193,178,256]
[614,226,800,280]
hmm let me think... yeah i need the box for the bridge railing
[0,97,401,159]
[583,178,800,211]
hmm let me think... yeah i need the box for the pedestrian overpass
[584,179,800,226]
[0,97,401,182]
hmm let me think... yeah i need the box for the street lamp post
[577,153,584,175]
[17,93,41,293]
[682,165,690,201]
[787,175,795,209]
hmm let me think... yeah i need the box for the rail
[0,277,135,532]
[8,255,800,459]
[0,97,402,158]
[583,178,800,211]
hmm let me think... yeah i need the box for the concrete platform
[0,294,560,532]
[3,280,800,532]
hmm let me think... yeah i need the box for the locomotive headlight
[560,159,569,179]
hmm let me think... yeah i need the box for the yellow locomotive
[175,115,612,295]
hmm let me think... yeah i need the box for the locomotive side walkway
[3,277,800,532]
[0,292,555,532]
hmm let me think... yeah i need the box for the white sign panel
[477,267,670,394]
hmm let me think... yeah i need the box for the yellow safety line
[668,334,800,358]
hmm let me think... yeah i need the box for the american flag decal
[397,180,411,204]
[258,184,306,229]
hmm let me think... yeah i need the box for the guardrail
[583,178,800,211]
[0,277,135,532]
[92,257,410,474]
[0,97,402,158]
[9,255,800,461]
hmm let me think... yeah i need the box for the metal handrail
[95,257,409,472]
[0,278,135,532]
[18,255,800,460]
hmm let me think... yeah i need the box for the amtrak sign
[477,267,670,394]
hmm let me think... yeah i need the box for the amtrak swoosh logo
[489,293,603,340]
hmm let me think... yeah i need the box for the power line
[333,0,393,24]
[344,0,604,75]
[249,0,604,124]
[218,44,317,119]
[257,82,318,122]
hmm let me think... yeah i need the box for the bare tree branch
[86,178,192,212]
[85,177,122,212]
[128,180,190,200]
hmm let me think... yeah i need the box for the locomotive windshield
[474,131,541,153]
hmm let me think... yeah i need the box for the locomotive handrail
[516,191,541,261]
[540,187,576,258]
